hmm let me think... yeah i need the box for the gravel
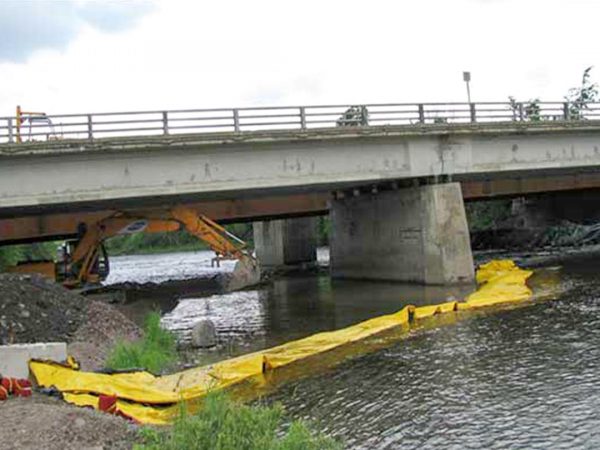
[69,301,142,371]
[0,394,139,450]
[0,273,87,345]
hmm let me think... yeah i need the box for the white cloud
[1,0,599,116]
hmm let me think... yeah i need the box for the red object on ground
[98,394,138,423]
[0,376,32,399]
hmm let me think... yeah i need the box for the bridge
[3,100,600,284]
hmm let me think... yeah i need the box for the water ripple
[267,264,600,449]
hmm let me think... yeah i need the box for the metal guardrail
[1,101,600,144]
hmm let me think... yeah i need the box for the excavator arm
[9,207,260,290]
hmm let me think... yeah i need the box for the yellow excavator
[7,206,260,290]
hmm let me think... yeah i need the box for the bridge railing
[2,101,600,144]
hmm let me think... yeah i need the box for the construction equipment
[15,105,60,143]
[7,206,260,290]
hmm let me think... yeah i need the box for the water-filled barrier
[30,260,535,424]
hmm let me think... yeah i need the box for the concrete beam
[330,183,474,285]
[0,343,66,378]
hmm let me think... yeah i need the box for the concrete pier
[330,183,474,285]
[253,217,318,268]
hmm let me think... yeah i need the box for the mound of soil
[0,274,86,345]
[0,273,143,371]
[0,394,138,450]
[69,301,142,371]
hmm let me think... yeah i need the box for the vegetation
[134,392,341,450]
[105,312,177,374]
[0,242,57,270]
[317,216,330,246]
[336,105,369,126]
[465,199,513,231]
[508,96,541,121]
[105,223,254,256]
[565,66,599,119]
[509,66,599,122]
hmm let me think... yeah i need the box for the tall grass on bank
[0,242,58,270]
[105,312,176,374]
[134,392,342,450]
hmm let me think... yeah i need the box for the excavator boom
[7,207,260,290]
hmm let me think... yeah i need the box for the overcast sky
[1,0,599,116]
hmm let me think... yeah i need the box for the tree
[336,106,369,127]
[508,96,541,122]
[565,66,599,120]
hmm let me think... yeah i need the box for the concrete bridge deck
[3,121,600,218]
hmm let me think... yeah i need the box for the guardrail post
[7,118,13,143]
[162,111,169,135]
[233,109,240,132]
[86,114,93,140]
[418,104,425,123]
[469,103,476,123]
[518,103,524,121]
[563,102,570,120]
[299,107,307,129]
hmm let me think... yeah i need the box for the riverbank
[1,245,600,448]
[0,393,138,450]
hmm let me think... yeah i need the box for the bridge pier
[253,217,318,268]
[330,182,474,285]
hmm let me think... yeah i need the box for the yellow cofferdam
[30,259,534,424]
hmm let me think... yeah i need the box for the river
[105,249,600,449]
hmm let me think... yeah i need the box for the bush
[134,393,341,450]
[105,312,176,374]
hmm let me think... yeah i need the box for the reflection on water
[162,291,269,345]
[107,249,600,448]
[105,248,330,286]
[104,250,236,285]
[264,259,600,449]
[160,272,474,360]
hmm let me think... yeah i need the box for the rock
[190,319,217,348]
[74,417,86,428]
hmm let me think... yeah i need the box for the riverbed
[105,249,600,449]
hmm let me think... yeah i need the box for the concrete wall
[330,183,474,285]
[0,343,66,378]
[254,217,318,267]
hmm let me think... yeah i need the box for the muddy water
[265,259,600,449]
[108,250,600,448]
[107,250,472,361]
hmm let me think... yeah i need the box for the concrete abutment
[253,217,318,268]
[330,182,475,285]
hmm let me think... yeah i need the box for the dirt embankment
[0,394,138,450]
[0,273,87,345]
[0,273,142,371]
[0,273,144,449]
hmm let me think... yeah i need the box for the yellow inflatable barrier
[30,260,534,424]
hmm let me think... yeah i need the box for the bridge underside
[3,171,600,246]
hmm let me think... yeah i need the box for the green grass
[134,392,342,450]
[105,312,177,374]
[0,242,58,270]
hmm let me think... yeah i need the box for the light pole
[463,71,472,104]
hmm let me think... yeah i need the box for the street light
[463,71,472,104]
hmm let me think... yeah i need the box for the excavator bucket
[224,254,262,291]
